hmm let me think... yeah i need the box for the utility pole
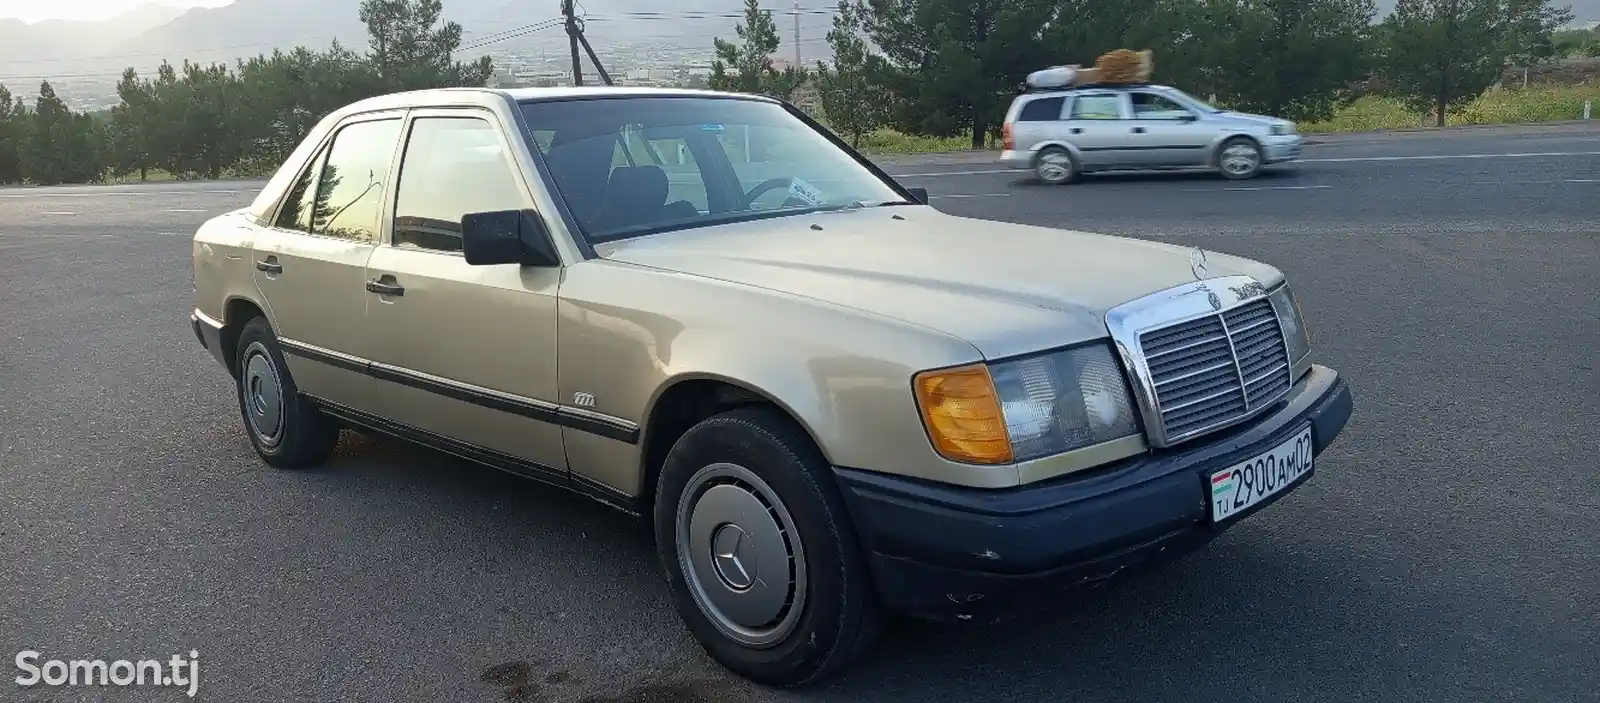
[792,0,801,67]
[560,0,614,87]
[562,0,583,86]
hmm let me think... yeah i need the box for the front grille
[1138,299,1292,442]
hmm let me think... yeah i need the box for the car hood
[595,207,1284,359]
[1217,110,1291,128]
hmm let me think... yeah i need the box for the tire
[653,406,883,687]
[1033,146,1077,185]
[234,316,340,469]
[1216,137,1263,180]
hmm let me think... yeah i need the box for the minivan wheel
[654,406,883,687]
[234,316,340,469]
[1217,137,1263,179]
[1033,146,1076,184]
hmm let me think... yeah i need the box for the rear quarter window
[1018,97,1066,122]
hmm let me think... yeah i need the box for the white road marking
[931,193,1012,199]
[1566,179,1599,183]
[164,209,208,213]
[1220,185,1334,191]
[887,149,1600,177]
[42,211,76,215]
[892,168,1018,177]
[0,189,242,199]
[1304,150,1600,163]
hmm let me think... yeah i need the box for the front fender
[555,260,1028,497]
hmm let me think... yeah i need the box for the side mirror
[461,209,560,267]
[906,187,930,205]
[1178,114,1198,122]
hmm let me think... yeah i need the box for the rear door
[1060,91,1131,169]
[252,112,405,410]
[362,108,570,477]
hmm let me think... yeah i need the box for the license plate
[1209,425,1314,523]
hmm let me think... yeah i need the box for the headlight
[913,343,1141,465]
[1268,284,1312,365]
[1271,123,1295,135]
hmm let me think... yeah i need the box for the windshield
[519,96,909,243]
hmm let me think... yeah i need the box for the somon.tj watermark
[15,649,199,697]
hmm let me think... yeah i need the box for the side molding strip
[279,337,640,444]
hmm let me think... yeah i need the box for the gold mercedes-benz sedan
[189,86,1353,687]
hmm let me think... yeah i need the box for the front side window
[1070,94,1124,120]
[1131,92,1193,119]
[521,97,907,243]
[392,116,528,253]
[311,118,403,243]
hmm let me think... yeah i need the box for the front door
[362,109,569,477]
[252,113,406,410]
[1126,90,1212,167]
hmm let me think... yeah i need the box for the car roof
[330,85,778,118]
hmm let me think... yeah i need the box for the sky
[0,0,231,23]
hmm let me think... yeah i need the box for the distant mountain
[0,3,188,83]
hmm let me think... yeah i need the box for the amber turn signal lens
[913,364,1014,465]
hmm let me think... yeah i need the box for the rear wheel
[1217,137,1263,180]
[1033,146,1077,185]
[654,406,882,687]
[234,317,340,469]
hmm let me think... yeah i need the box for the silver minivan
[1000,84,1304,184]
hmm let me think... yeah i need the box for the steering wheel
[739,177,794,209]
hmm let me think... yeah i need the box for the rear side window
[274,146,329,233]
[392,116,528,253]
[1018,97,1065,122]
[1070,94,1124,120]
[313,119,404,243]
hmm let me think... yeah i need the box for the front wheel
[654,407,883,687]
[1217,137,1263,180]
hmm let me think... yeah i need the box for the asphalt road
[2,123,1597,703]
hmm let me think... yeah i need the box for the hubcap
[241,342,285,447]
[1221,143,1260,176]
[1037,151,1072,182]
[675,462,807,648]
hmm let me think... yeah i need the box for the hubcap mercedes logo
[711,524,755,590]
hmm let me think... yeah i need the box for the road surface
[2,123,1596,703]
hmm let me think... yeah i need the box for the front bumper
[1262,134,1304,164]
[191,309,229,370]
[834,363,1352,623]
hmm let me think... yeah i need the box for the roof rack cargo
[1018,81,1151,95]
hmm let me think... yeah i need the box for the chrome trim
[193,308,225,330]
[1105,275,1294,448]
[277,337,640,433]
[278,337,367,368]
[557,404,641,432]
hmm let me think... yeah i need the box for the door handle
[1069,127,1084,134]
[1131,126,1147,134]
[255,258,282,274]
[365,278,405,297]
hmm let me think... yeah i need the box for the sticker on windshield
[787,178,824,206]
[700,124,725,133]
